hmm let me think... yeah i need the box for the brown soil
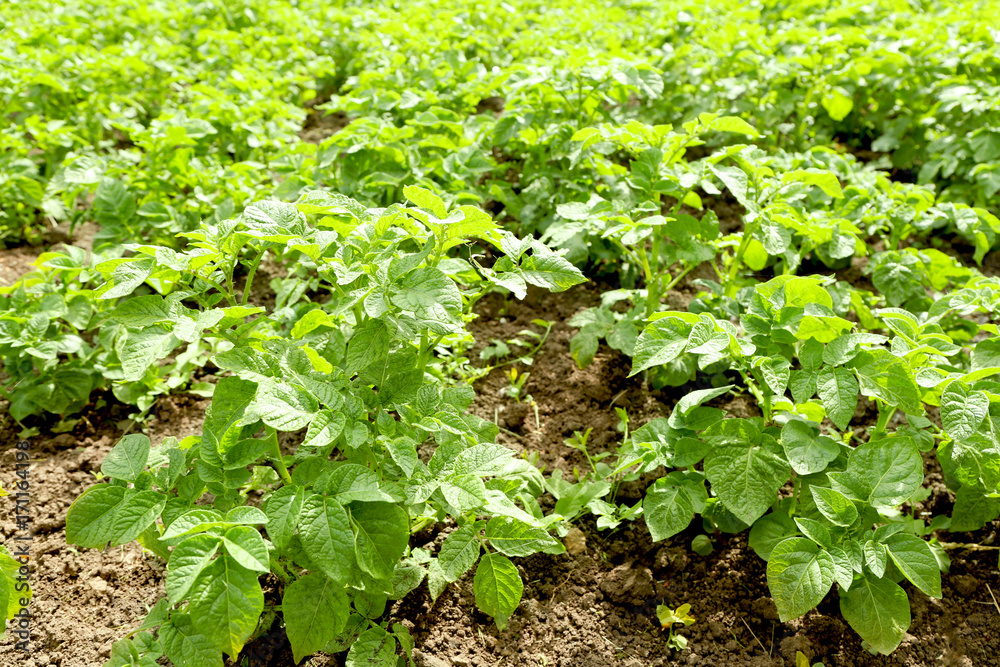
[3,286,998,667]
[0,393,206,667]
[467,284,666,474]
[298,109,350,145]
[0,247,42,288]
[0,223,99,288]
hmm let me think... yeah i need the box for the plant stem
[725,220,757,298]
[872,402,895,437]
[241,248,266,306]
[662,262,697,294]
[267,426,292,485]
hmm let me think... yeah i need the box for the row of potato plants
[60,188,585,665]
[551,123,1000,653]
[7,116,996,426]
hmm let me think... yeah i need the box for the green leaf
[390,267,463,333]
[66,485,162,549]
[100,258,155,300]
[883,533,941,598]
[941,382,989,441]
[351,502,409,580]
[828,547,854,592]
[643,478,696,541]
[709,164,751,210]
[850,350,922,415]
[950,486,1000,532]
[817,366,858,430]
[160,614,222,667]
[255,380,319,431]
[485,517,562,557]
[829,437,922,507]
[94,177,136,225]
[101,434,151,482]
[109,295,176,327]
[766,537,835,622]
[784,169,844,199]
[202,377,257,461]
[427,559,449,601]
[821,87,854,121]
[438,524,481,582]
[263,484,304,551]
[839,573,910,655]
[811,486,859,527]
[284,573,349,663]
[748,512,798,561]
[346,319,391,374]
[780,421,839,475]
[120,324,175,381]
[704,441,788,525]
[167,534,221,604]
[708,116,760,137]
[403,185,448,219]
[864,540,888,577]
[793,517,832,548]
[298,494,354,583]
[319,464,393,503]
[473,553,523,630]
[630,317,691,376]
[222,526,269,573]
[346,626,397,667]
[189,554,264,658]
[161,509,226,540]
[761,356,791,395]
[518,247,586,292]
[454,443,514,476]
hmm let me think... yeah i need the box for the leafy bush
[65,188,584,664]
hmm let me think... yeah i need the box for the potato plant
[610,273,1000,654]
[65,189,583,665]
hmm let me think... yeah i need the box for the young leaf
[817,366,858,431]
[167,534,221,604]
[100,434,151,482]
[473,553,523,630]
[766,537,835,622]
[284,573,350,663]
[351,502,409,581]
[839,573,910,655]
[883,533,942,598]
[189,554,264,658]
[298,494,354,583]
[438,524,481,582]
